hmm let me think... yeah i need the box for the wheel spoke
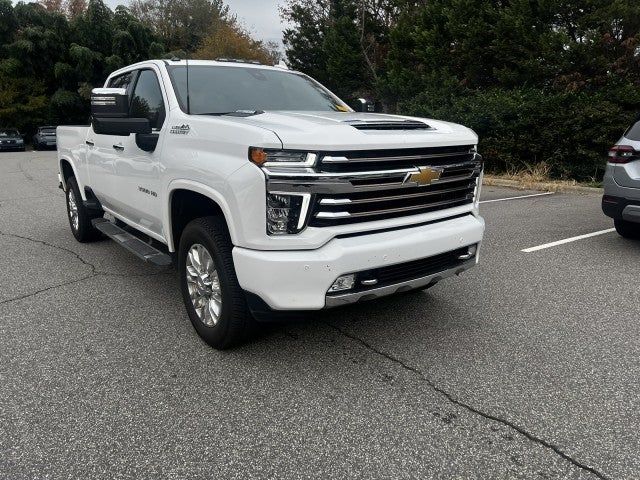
[186,265,199,281]
[67,189,80,230]
[209,298,221,321]
[185,243,222,327]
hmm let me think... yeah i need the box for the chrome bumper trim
[324,257,476,308]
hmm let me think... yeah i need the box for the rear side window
[624,120,640,141]
[108,71,134,91]
[130,69,166,130]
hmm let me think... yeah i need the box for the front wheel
[614,218,640,240]
[178,216,252,349]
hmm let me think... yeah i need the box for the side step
[92,218,172,266]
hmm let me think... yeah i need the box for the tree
[0,0,165,136]
[65,0,86,18]
[0,0,17,55]
[282,0,399,100]
[281,0,640,180]
[194,23,279,64]
[129,0,230,52]
[39,0,63,12]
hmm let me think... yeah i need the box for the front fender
[165,179,239,252]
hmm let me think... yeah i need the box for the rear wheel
[65,176,102,242]
[614,218,640,240]
[178,216,252,349]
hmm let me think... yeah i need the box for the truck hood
[224,111,478,151]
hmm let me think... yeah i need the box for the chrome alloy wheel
[67,188,79,231]
[186,243,222,326]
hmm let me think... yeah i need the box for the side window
[107,71,134,91]
[130,69,166,130]
[624,119,640,141]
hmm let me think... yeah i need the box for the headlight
[266,193,311,235]
[249,147,317,167]
[17,139,24,144]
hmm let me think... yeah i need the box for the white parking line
[522,228,616,253]
[480,192,554,204]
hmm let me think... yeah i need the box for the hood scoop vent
[344,119,431,131]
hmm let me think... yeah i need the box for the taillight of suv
[608,145,638,164]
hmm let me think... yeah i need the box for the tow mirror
[90,87,158,151]
[91,88,129,118]
[351,98,376,113]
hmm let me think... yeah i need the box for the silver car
[603,118,640,239]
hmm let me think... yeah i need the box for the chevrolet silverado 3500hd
[57,59,485,349]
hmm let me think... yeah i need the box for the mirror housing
[92,117,151,136]
[91,88,129,118]
[350,98,376,113]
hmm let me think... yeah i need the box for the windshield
[41,128,56,134]
[0,129,19,137]
[167,65,351,114]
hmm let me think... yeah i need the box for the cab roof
[111,59,291,77]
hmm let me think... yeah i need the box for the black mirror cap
[92,117,152,136]
[91,88,129,118]
[348,98,378,113]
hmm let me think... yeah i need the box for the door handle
[85,140,94,147]
[112,144,124,151]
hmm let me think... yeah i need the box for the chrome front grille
[263,145,482,228]
[312,178,476,225]
[312,146,479,226]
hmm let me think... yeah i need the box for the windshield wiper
[195,110,265,117]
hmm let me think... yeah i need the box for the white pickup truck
[57,59,485,349]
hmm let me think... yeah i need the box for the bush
[399,84,640,181]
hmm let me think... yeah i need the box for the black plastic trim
[602,195,640,219]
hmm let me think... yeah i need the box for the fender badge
[169,124,190,135]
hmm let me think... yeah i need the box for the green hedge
[398,84,640,181]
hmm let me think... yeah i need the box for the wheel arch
[166,180,237,253]
[59,158,80,194]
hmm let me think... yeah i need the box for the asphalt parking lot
[1,151,639,480]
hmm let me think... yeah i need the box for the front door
[111,68,167,238]
[86,70,136,211]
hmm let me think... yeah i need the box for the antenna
[186,56,191,114]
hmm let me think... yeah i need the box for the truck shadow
[250,288,464,348]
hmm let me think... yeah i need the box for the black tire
[614,219,640,240]
[65,176,102,242]
[178,216,252,349]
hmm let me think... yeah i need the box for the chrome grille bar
[315,196,474,219]
[322,151,474,163]
[319,183,475,205]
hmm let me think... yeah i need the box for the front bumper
[0,144,24,150]
[233,213,485,311]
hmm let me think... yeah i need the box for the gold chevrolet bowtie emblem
[404,166,444,186]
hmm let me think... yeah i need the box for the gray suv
[602,118,640,239]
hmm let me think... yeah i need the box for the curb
[482,176,603,195]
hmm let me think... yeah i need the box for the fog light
[457,244,477,260]
[328,274,356,293]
